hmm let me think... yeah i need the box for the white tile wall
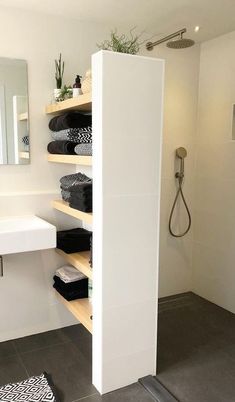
[193,30,235,313]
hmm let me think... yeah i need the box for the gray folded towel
[61,189,71,201]
[60,172,92,190]
[74,143,92,156]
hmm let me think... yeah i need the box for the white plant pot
[54,88,61,101]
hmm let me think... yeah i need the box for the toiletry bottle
[73,75,82,97]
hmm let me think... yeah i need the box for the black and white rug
[0,372,60,402]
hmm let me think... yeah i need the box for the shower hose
[169,174,191,237]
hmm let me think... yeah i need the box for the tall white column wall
[92,50,164,394]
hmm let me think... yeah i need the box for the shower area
[145,28,235,402]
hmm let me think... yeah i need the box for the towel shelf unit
[52,199,93,224]
[56,248,92,280]
[45,93,91,114]
[47,154,92,166]
[56,292,92,334]
[47,93,93,336]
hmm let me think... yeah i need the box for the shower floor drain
[139,376,179,402]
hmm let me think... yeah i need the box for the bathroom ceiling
[1,0,235,43]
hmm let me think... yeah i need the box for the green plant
[55,53,64,89]
[57,85,72,102]
[97,28,145,55]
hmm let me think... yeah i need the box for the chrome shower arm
[146,28,186,50]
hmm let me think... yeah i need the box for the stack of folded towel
[47,111,92,156]
[60,172,92,213]
[53,265,88,301]
[57,227,92,254]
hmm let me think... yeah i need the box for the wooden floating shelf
[52,199,92,224]
[56,248,92,280]
[19,151,30,159]
[19,112,28,121]
[45,93,92,114]
[56,292,92,334]
[47,154,92,166]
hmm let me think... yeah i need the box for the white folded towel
[55,264,85,283]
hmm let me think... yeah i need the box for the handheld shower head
[176,147,187,159]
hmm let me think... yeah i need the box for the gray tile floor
[157,292,235,402]
[0,324,154,402]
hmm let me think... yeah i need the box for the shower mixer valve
[175,171,184,179]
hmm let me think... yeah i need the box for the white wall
[193,30,235,313]
[92,51,164,393]
[0,6,110,341]
[142,45,200,298]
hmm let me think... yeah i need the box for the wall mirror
[0,57,29,165]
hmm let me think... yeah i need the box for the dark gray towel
[47,141,77,155]
[49,112,91,131]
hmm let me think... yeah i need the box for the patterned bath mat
[0,372,60,401]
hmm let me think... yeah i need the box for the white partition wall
[92,50,164,394]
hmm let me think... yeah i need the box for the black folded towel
[53,282,88,301]
[69,193,92,203]
[57,227,91,239]
[60,184,92,195]
[49,112,92,132]
[47,141,77,155]
[68,182,92,193]
[57,228,91,254]
[69,200,92,213]
[53,275,88,292]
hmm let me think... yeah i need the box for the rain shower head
[146,28,195,51]
[167,35,195,49]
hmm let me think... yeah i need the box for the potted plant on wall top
[97,28,146,54]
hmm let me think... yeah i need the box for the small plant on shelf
[56,85,73,102]
[55,53,64,89]
[97,28,145,55]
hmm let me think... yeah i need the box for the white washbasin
[0,215,56,255]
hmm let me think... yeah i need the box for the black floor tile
[157,348,235,402]
[0,356,28,387]
[157,292,235,402]
[14,328,68,354]
[61,324,92,361]
[0,340,16,359]
[76,383,155,401]
[20,341,95,402]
